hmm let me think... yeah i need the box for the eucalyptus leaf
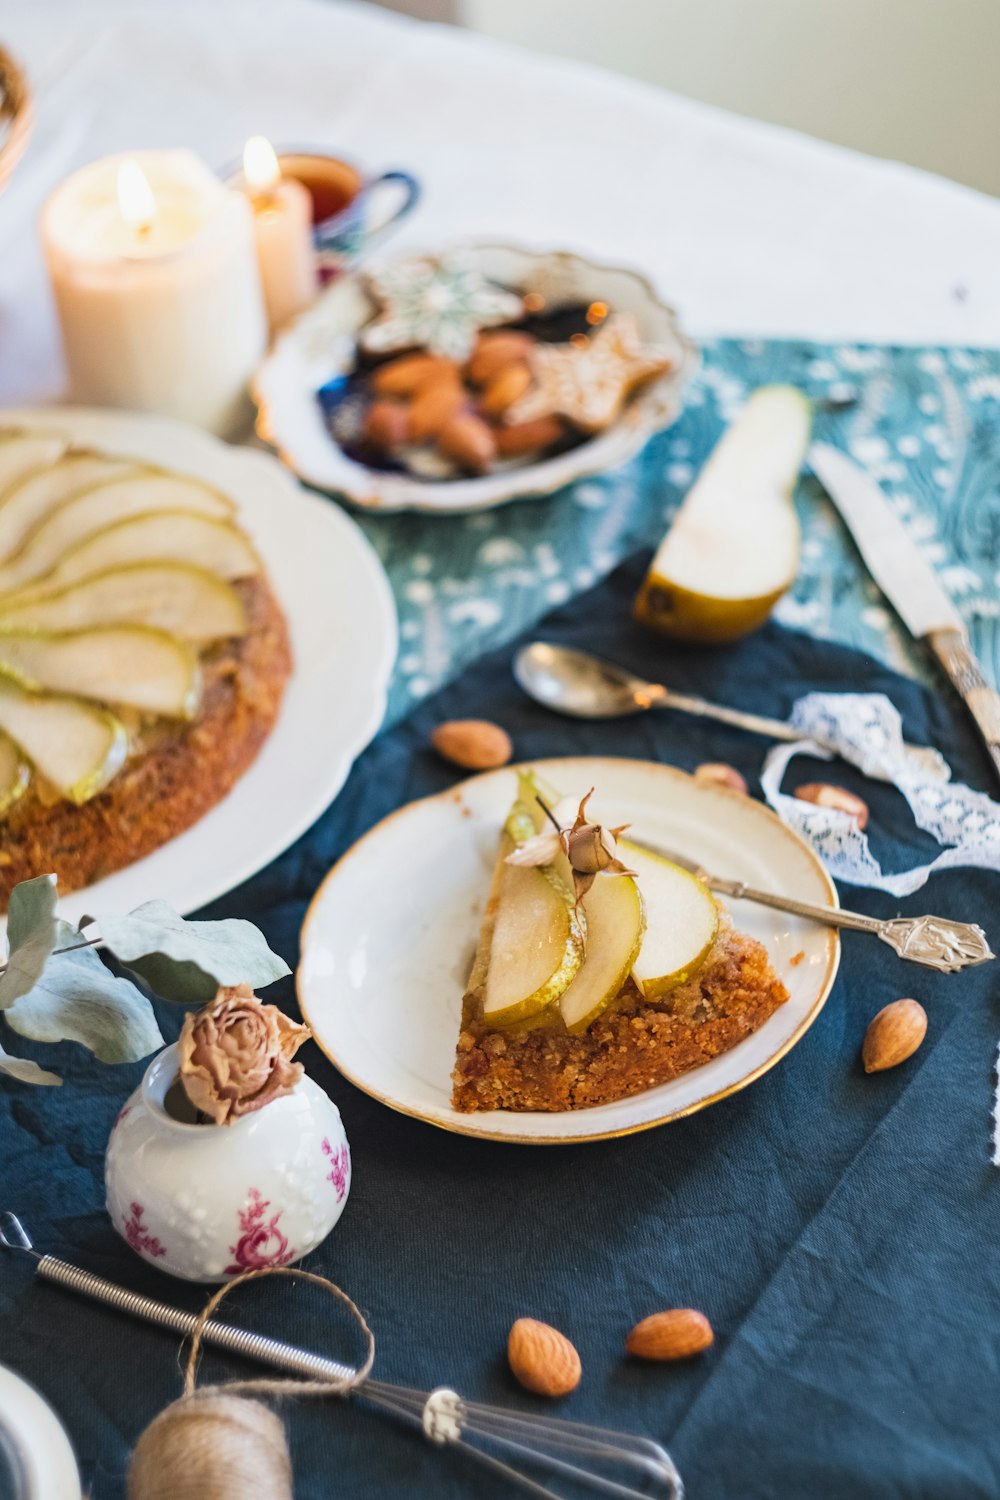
[120,954,219,1006]
[5,921,163,1064]
[0,1035,60,1086]
[91,900,290,1001]
[0,874,58,1011]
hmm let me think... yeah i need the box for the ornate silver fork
[0,1214,682,1500]
[650,842,993,973]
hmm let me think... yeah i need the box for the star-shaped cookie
[507,313,673,433]
[361,253,525,361]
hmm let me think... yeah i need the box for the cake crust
[0,576,291,909]
[452,906,789,1113]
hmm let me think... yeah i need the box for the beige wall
[459,0,1000,197]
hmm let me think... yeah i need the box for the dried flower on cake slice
[507,788,635,902]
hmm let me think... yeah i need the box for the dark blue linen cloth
[2,555,999,1500]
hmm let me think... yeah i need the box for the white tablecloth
[3,0,1000,411]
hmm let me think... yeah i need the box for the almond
[407,376,467,443]
[508,1318,581,1397]
[431,719,512,770]
[793,782,869,830]
[626,1309,714,1361]
[467,331,535,386]
[693,762,748,795]
[372,352,458,396]
[437,412,497,473]
[480,362,533,418]
[495,415,566,458]
[362,399,408,452]
[862,999,927,1073]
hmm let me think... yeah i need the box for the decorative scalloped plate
[254,244,698,514]
[298,758,841,1144]
[1,408,397,924]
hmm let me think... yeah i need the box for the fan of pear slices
[0,428,259,810]
[486,772,720,1034]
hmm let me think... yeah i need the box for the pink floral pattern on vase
[224,1188,295,1275]
[123,1201,166,1259]
[322,1137,350,1203]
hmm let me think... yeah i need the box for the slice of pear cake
[452,771,789,1113]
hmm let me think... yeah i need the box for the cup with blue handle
[271,150,419,278]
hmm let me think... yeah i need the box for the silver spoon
[515,642,807,742]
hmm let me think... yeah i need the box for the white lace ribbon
[759,692,1000,897]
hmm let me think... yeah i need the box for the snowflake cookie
[508,312,673,433]
[361,252,524,361]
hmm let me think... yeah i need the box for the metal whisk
[1,1213,682,1499]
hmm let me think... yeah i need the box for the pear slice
[0,432,68,499]
[559,870,646,1034]
[635,385,811,643]
[624,841,719,999]
[0,730,31,815]
[0,453,141,563]
[0,563,246,642]
[0,672,128,804]
[483,859,585,1027]
[0,471,236,594]
[0,627,202,720]
[0,511,259,605]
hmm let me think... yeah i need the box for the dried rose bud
[178,983,310,1126]
[565,820,621,874]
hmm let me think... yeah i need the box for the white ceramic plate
[0,1365,81,1500]
[2,408,397,923]
[298,758,840,1144]
[254,244,697,514]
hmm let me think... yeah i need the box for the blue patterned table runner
[346,338,1000,725]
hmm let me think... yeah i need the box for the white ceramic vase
[105,1043,351,1282]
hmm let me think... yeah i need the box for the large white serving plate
[299,758,840,1144]
[1,408,397,923]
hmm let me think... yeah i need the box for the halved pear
[483,860,585,1026]
[0,671,128,803]
[0,432,68,499]
[0,472,236,594]
[0,453,141,563]
[624,841,719,999]
[0,730,31,814]
[635,385,811,643]
[0,627,202,719]
[0,563,246,642]
[0,511,259,605]
[559,871,646,1034]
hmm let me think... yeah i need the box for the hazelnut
[693,762,748,795]
[793,783,869,829]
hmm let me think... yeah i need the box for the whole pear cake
[0,429,292,909]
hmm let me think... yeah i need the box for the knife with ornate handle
[810,442,1000,788]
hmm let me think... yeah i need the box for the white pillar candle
[241,136,318,335]
[41,150,267,438]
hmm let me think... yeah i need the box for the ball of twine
[127,1265,375,1500]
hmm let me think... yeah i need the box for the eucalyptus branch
[0,933,102,978]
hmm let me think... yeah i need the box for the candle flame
[243,136,281,196]
[117,160,157,233]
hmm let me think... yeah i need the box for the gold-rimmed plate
[298,757,840,1144]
